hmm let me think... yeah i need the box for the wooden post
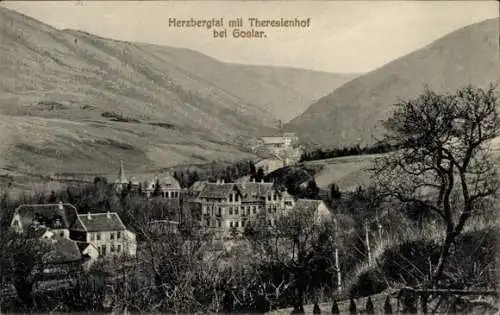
[365,221,372,266]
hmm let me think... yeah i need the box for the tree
[372,85,499,285]
[152,178,162,197]
[329,183,342,200]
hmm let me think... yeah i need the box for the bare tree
[372,85,499,284]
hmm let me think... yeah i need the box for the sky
[2,1,499,73]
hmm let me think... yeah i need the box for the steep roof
[238,182,275,202]
[190,180,208,191]
[198,183,239,199]
[143,174,181,191]
[15,203,78,230]
[43,239,82,264]
[158,174,181,190]
[116,160,128,184]
[77,212,126,232]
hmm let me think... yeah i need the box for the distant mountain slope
[0,6,352,178]
[286,18,500,146]
[227,64,358,122]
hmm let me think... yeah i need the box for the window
[235,221,239,228]
[252,206,256,214]
[218,207,222,215]
[59,232,64,237]
[235,207,239,215]
[96,233,101,241]
[117,245,121,252]
[206,219,210,227]
[229,194,233,202]
[235,194,239,202]
[268,195,271,201]
[217,220,222,228]
[229,207,233,215]
[110,232,115,240]
[111,245,115,252]
[117,231,121,239]
[230,221,233,228]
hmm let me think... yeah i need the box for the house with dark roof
[71,212,137,258]
[191,179,295,238]
[35,238,90,282]
[10,202,78,240]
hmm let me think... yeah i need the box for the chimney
[221,179,225,184]
[107,211,111,219]
[261,179,264,183]
[58,201,63,210]
[87,212,92,220]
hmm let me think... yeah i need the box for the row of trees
[299,142,398,162]
[171,160,265,188]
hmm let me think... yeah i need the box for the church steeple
[118,160,128,184]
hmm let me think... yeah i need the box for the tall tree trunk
[432,231,457,285]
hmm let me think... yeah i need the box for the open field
[304,136,500,192]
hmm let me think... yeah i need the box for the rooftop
[77,212,127,232]
[15,203,78,230]
[42,238,82,264]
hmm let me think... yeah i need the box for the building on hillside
[10,202,78,240]
[111,161,184,200]
[142,174,182,199]
[259,132,299,150]
[70,212,137,258]
[190,179,295,239]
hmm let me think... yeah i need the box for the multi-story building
[10,203,136,260]
[10,202,78,240]
[71,212,137,258]
[112,161,183,200]
[191,179,295,238]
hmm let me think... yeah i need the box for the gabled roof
[14,203,78,230]
[42,239,82,264]
[77,212,126,232]
[190,180,208,191]
[238,182,276,202]
[198,183,239,199]
[143,174,181,191]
